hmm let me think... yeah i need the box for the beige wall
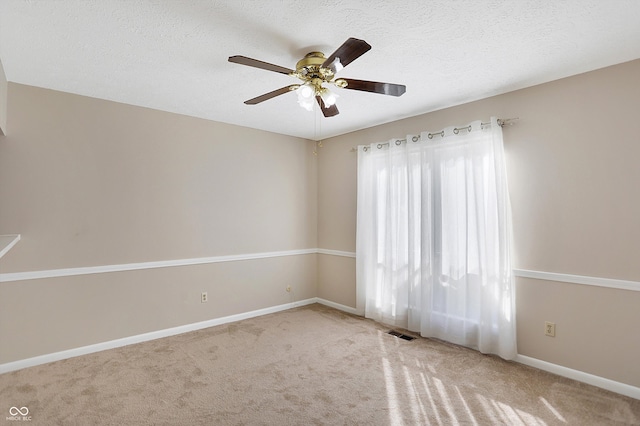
[0,84,318,363]
[1,84,318,272]
[0,59,7,135]
[1,59,639,389]
[0,256,317,362]
[317,59,640,387]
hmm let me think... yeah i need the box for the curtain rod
[349,117,519,152]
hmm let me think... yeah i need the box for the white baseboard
[316,299,640,399]
[314,298,640,398]
[0,298,317,374]
[316,297,358,315]
[2,297,638,401]
[515,354,640,400]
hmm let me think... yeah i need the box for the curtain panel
[356,117,516,360]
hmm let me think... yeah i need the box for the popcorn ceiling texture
[0,0,639,140]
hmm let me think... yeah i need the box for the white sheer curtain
[356,117,516,360]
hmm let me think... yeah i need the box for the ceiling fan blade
[316,96,339,117]
[229,55,294,75]
[245,86,296,105]
[321,38,371,74]
[340,78,406,96]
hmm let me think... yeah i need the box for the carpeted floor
[1,303,639,425]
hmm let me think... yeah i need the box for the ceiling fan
[228,38,406,117]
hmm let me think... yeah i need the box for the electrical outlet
[545,321,556,337]
[201,292,208,303]
[286,286,291,293]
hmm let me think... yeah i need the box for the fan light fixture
[296,82,316,111]
[319,88,338,107]
[295,82,339,112]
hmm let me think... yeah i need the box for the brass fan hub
[293,52,334,82]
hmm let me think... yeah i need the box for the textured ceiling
[1,1,640,140]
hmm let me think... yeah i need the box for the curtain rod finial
[498,117,519,127]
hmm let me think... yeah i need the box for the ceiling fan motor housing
[294,52,333,80]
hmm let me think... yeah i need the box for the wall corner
[0,58,8,135]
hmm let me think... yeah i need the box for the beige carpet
[1,303,639,425]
